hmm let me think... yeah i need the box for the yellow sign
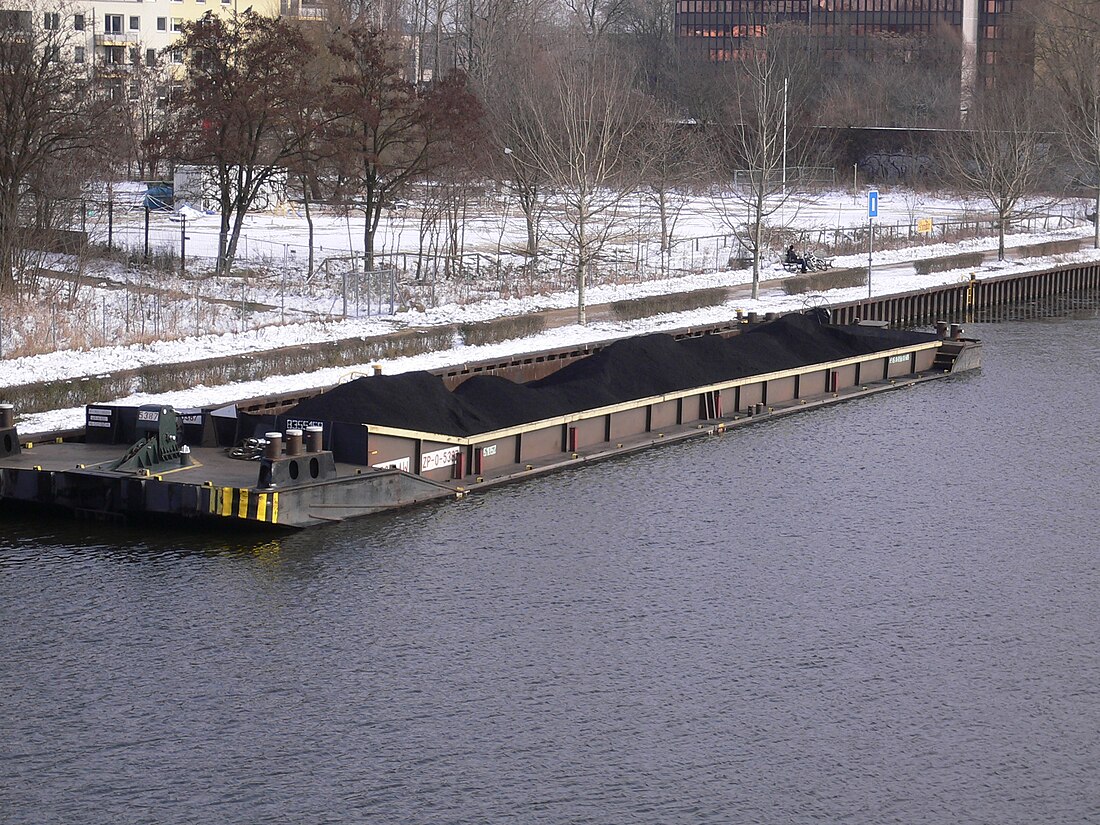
[917,218,934,234]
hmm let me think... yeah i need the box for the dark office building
[676,0,1031,91]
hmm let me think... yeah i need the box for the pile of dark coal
[284,314,937,437]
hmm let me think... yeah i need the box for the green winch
[109,405,182,473]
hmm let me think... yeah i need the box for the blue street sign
[868,190,879,218]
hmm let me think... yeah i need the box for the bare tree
[621,0,678,95]
[497,122,548,261]
[1036,0,1100,247]
[634,98,707,272]
[512,45,645,324]
[939,85,1048,260]
[329,23,483,270]
[170,10,316,275]
[0,2,112,295]
[285,26,344,279]
[458,0,555,85]
[711,22,824,299]
[563,0,631,43]
[117,55,177,181]
[479,35,555,260]
[821,27,963,129]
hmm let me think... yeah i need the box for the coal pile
[285,371,496,437]
[283,314,938,437]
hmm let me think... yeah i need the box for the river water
[2,300,1099,824]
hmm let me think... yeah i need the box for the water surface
[2,303,1099,824]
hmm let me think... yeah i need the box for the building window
[170,49,182,63]
[157,16,166,30]
[129,16,140,30]
[146,48,156,65]
[74,45,85,63]
[129,46,141,63]
[73,13,84,30]
[106,46,124,64]
[171,18,182,31]
[43,11,59,29]
[105,14,123,33]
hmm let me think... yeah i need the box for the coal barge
[0,314,980,529]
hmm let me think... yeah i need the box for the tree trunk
[217,206,232,275]
[998,212,1006,261]
[517,186,538,257]
[1094,186,1099,249]
[301,174,315,277]
[224,204,249,274]
[751,192,764,300]
[577,213,587,325]
[526,212,537,258]
[363,200,384,273]
[658,189,670,253]
[0,197,16,294]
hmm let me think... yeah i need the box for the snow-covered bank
[4,224,1093,389]
[13,228,1100,438]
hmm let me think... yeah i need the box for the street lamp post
[782,76,788,193]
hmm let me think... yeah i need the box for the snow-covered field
[5,188,1099,437]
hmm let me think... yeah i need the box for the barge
[0,314,981,529]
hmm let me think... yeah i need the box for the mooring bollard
[0,403,13,429]
[949,323,963,340]
[936,320,949,338]
[305,426,323,453]
[264,432,283,461]
[179,445,194,467]
[285,429,303,457]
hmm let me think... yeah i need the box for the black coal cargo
[283,315,939,438]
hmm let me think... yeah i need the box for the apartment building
[12,0,324,90]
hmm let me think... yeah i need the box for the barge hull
[0,336,980,530]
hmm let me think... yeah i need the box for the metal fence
[21,193,1090,319]
[795,210,1082,254]
[667,206,1086,272]
[317,259,397,318]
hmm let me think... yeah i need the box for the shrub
[913,251,983,275]
[460,315,546,346]
[611,287,729,321]
[783,268,866,295]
